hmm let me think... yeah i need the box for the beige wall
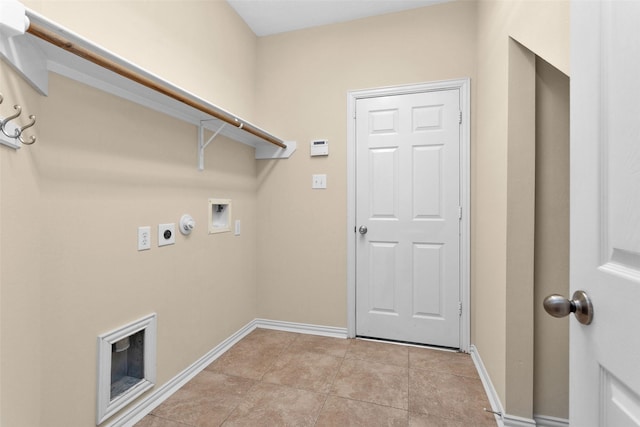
[475,0,569,417]
[1,2,260,426]
[505,39,537,416]
[253,0,477,327]
[0,62,43,427]
[534,57,570,419]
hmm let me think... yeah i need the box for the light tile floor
[135,328,497,427]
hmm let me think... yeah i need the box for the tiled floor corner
[135,329,497,427]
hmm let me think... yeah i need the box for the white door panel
[413,146,443,218]
[571,1,640,425]
[368,241,399,314]
[369,147,399,219]
[356,89,461,347]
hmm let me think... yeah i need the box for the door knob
[543,290,593,325]
[358,225,368,235]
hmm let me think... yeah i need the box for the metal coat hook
[0,94,38,147]
[1,105,23,138]
[18,115,36,145]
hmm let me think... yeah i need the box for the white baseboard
[104,318,347,426]
[503,414,537,427]
[254,318,348,338]
[469,345,506,426]
[470,345,537,427]
[533,414,569,427]
[470,345,568,427]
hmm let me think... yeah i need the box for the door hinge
[458,301,462,317]
[458,206,462,220]
[459,111,462,124]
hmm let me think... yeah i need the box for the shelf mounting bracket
[198,121,226,171]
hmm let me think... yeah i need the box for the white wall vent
[96,313,157,424]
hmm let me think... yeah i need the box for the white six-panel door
[355,89,461,347]
[571,1,640,425]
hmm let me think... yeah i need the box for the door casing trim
[346,78,471,352]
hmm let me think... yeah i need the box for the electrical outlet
[234,219,241,236]
[158,223,175,247]
[137,226,151,251]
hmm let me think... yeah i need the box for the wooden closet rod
[25,22,287,149]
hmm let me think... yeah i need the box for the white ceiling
[226,0,451,37]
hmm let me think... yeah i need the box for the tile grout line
[337,341,413,414]
[218,378,260,427]
[256,331,298,382]
[218,331,300,426]
[146,413,196,427]
[311,368,337,426]
[312,336,351,427]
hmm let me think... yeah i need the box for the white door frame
[346,79,471,351]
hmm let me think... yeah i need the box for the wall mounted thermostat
[310,139,329,157]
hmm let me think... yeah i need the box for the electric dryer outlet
[158,223,175,246]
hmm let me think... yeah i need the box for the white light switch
[312,174,327,189]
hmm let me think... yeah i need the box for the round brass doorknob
[543,290,593,325]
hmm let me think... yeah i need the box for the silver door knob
[543,290,593,325]
[358,225,368,235]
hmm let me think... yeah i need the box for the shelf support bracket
[0,1,48,95]
[198,122,226,171]
[255,140,297,160]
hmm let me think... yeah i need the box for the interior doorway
[354,89,462,348]
[346,79,471,352]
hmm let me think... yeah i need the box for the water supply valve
[180,214,195,235]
